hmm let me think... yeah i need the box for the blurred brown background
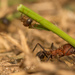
[0,0,75,75]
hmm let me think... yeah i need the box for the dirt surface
[0,0,75,75]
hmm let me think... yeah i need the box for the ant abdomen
[0,17,10,25]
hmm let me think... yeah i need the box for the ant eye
[36,51,45,59]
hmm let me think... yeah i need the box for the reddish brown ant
[0,17,10,25]
[32,43,75,61]
[20,14,33,27]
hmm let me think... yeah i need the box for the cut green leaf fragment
[17,4,75,47]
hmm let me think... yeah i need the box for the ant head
[36,51,47,61]
[20,14,33,27]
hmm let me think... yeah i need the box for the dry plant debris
[0,29,74,75]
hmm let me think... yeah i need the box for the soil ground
[0,0,75,75]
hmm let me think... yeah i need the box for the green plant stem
[17,4,75,47]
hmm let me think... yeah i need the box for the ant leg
[51,43,54,50]
[46,43,54,60]
[45,43,54,61]
[46,55,52,61]
[32,43,46,52]
[32,43,48,57]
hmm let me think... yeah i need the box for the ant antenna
[32,43,48,58]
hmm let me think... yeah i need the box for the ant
[20,14,42,29]
[0,17,10,25]
[0,16,10,32]
[20,14,33,27]
[32,43,75,61]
